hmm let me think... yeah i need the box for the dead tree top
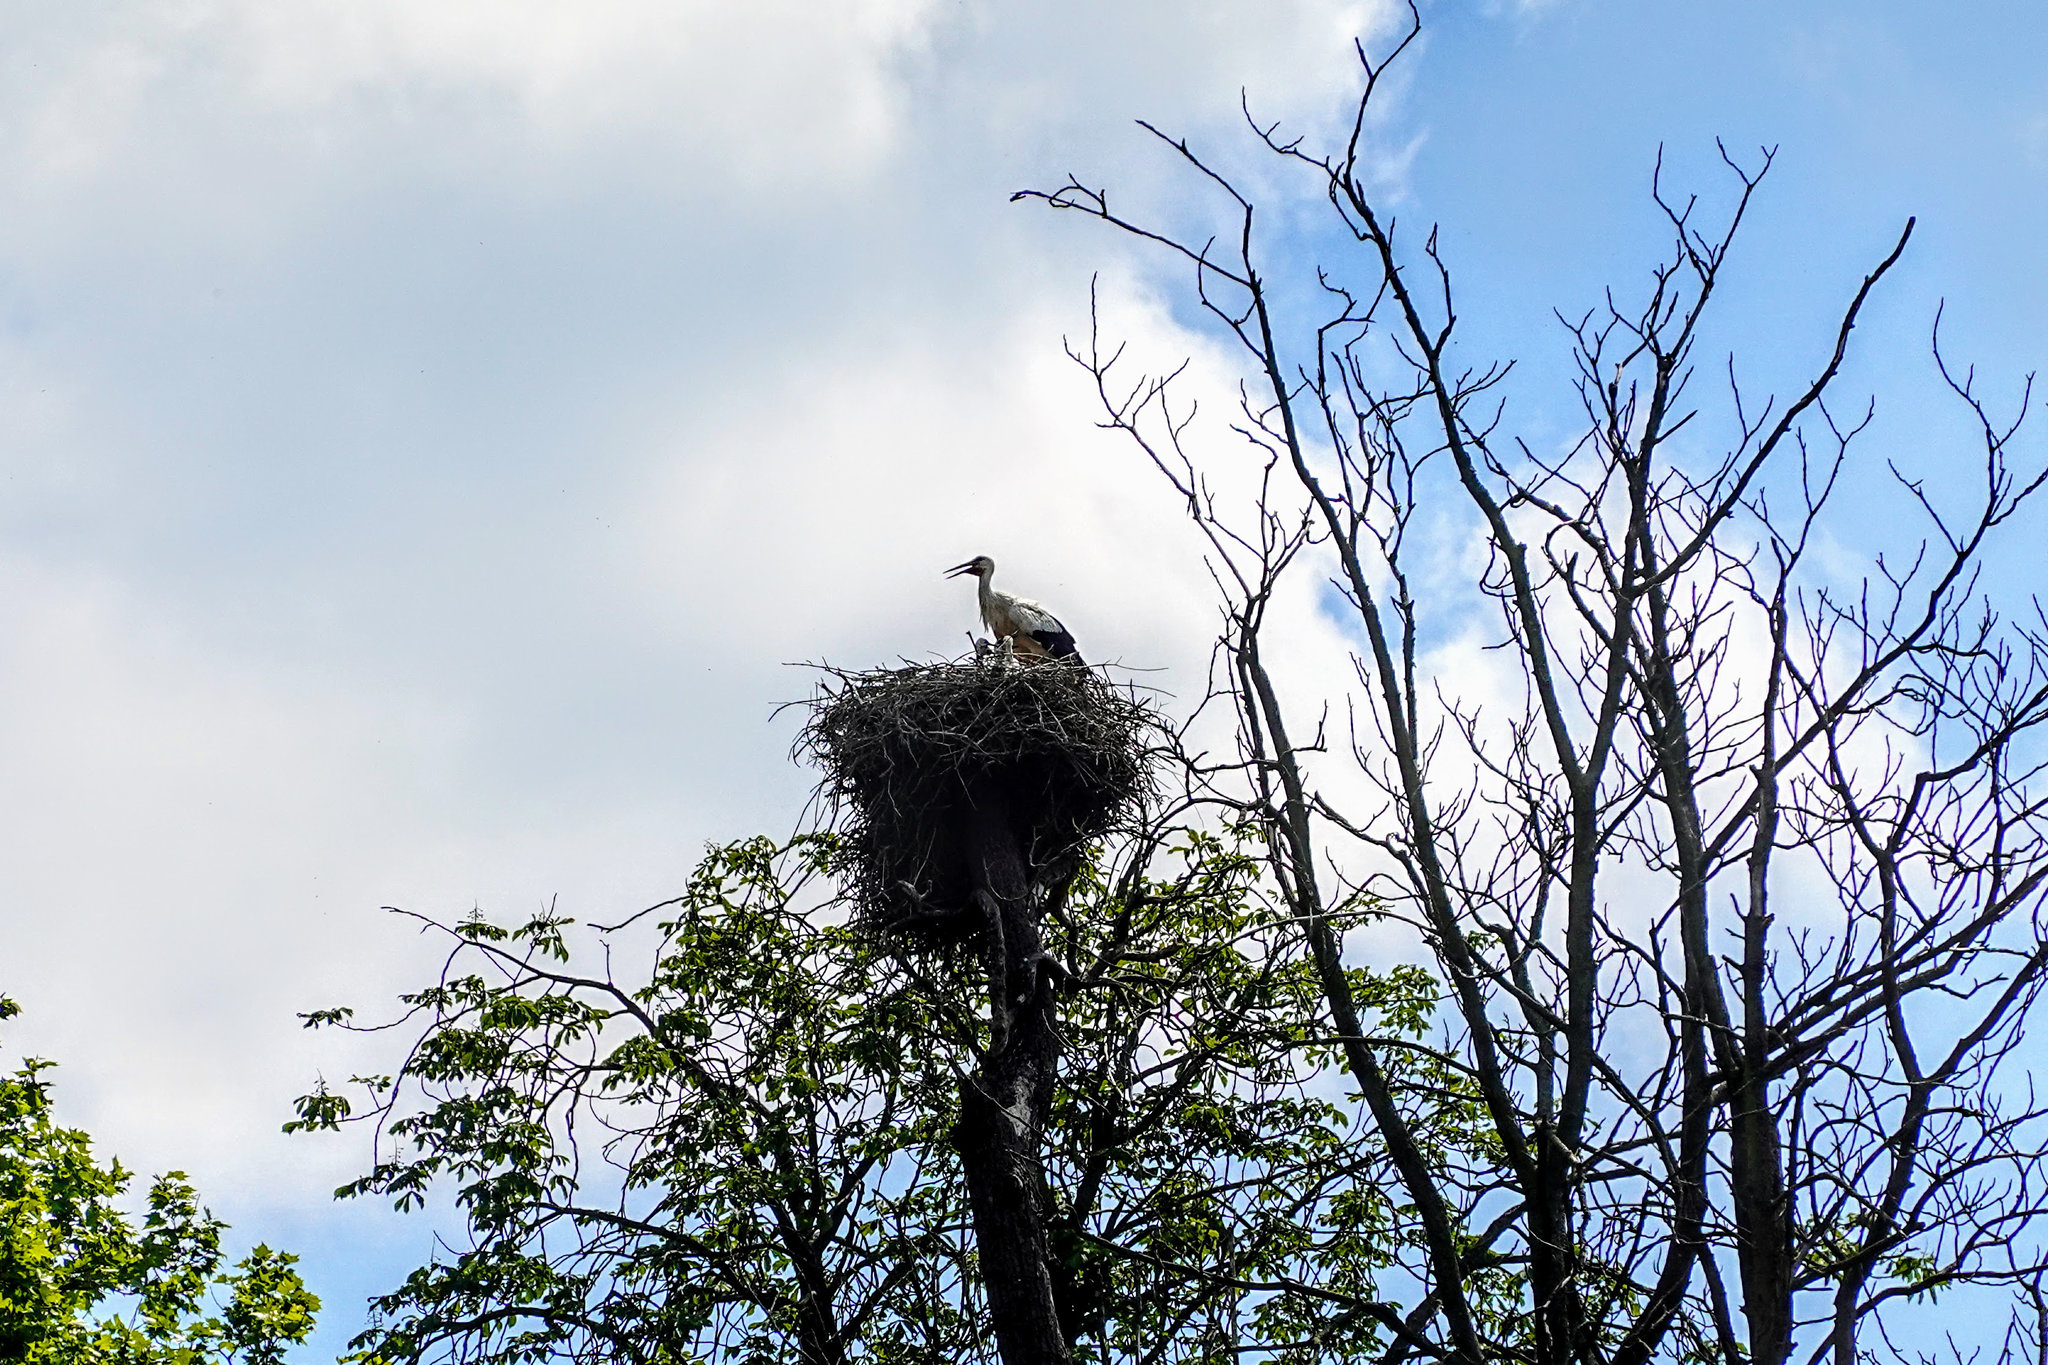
[801,658,1154,938]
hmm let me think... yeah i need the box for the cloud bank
[0,0,1395,1346]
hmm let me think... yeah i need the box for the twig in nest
[799,657,1158,946]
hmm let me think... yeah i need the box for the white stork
[946,555,1083,663]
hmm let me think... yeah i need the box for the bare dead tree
[1020,12,2048,1365]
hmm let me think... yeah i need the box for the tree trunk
[953,779,1073,1365]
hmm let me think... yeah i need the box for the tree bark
[953,778,1073,1365]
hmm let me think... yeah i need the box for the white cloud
[0,3,1403,1349]
[0,0,1389,234]
[4,0,939,193]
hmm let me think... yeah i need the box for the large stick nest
[801,659,1157,940]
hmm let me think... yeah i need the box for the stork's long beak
[945,561,979,578]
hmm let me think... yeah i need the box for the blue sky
[0,1,2040,1355]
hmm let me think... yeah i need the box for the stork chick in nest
[946,555,1083,663]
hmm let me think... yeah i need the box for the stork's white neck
[977,570,998,630]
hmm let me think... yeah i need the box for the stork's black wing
[1027,620,1082,663]
[1012,598,1083,663]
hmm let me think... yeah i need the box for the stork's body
[947,556,1082,663]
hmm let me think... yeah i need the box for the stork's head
[945,555,994,580]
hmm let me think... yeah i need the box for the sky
[0,0,2041,1355]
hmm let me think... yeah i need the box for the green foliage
[0,996,320,1363]
[1040,832,1445,1364]
[302,830,1492,1363]
[303,834,969,1364]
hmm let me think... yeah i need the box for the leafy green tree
[295,828,1469,1364]
[0,995,320,1363]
